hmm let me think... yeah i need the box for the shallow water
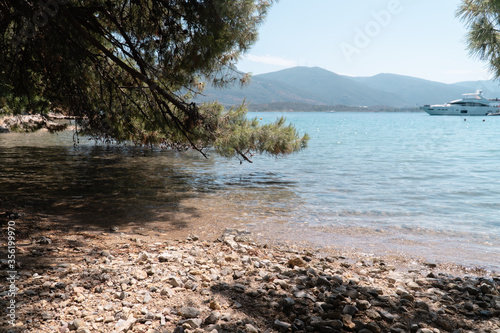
[1,112,499,272]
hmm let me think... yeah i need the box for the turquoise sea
[1,112,499,271]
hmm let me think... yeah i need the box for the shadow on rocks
[207,238,500,333]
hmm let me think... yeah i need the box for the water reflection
[0,131,300,234]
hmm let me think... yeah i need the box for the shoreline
[1,208,499,332]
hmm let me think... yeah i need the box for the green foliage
[0,0,308,161]
[458,0,500,79]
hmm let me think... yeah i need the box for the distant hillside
[352,73,470,106]
[256,67,407,106]
[193,66,500,109]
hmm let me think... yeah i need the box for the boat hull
[421,106,497,116]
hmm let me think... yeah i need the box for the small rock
[209,301,221,310]
[205,311,221,324]
[366,309,381,320]
[160,287,175,297]
[281,297,295,308]
[114,316,136,333]
[135,252,149,263]
[178,307,200,318]
[183,318,203,329]
[142,292,152,304]
[41,312,53,320]
[133,270,148,281]
[245,323,259,333]
[331,275,344,285]
[168,276,183,288]
[39,236,52,244]
[75,329,91,333]
[416,329,434,333]
[464,302,474,311]
[379,310,395,322]
[118,291,128,300]
[343,304,358,316]
[69,319,84,330]
[316,276,331,287]
[54,282,67,289]
[274,319,292,330]
[288,257,306,268]
[233,284,247,293]
[356,299,371,310]
[406,281,421,290]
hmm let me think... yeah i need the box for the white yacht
[420,90,500,116]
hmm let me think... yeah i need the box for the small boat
[420,90,500,116]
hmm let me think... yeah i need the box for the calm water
[1,112,499,271]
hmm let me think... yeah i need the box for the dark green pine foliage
[0,0,308,162]
[458,0,500,79]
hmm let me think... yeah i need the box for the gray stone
[54,282,67,289]
[204,311,221,324]
[344,288,359,299]
[310,317,343,330]
[183,318,203,329]
[118,291,128,300]
[168,276,183,288]
[343,304,358,316]
[331,275,344,285]
[379,310,395,322]
[173,327,185,333]
[142,292,152,304]
[464,285,480,295]
[316,276,331,287]
[178,307,200,318]
[274,319,292,330]
[464,302,474,311]
[41,312,53,320]
[281,297,295,307]
[114,316,137,333]
[233,283,247,293]
[364,322,381,333]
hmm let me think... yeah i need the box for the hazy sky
[236,0,492,84]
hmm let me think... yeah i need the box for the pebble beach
[1,210,499,333]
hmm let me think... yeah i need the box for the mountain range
[194,66,500,110]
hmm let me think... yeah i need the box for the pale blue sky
[236,0,492,84]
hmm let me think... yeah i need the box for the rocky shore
[0,212,499,333]
[0,114,68,133]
